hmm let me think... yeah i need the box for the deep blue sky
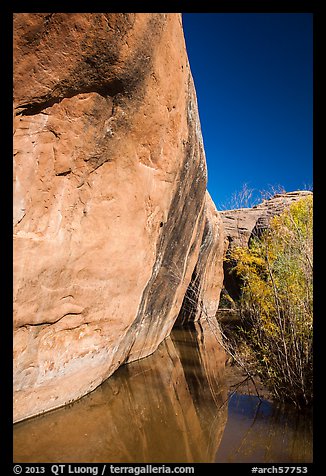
[182,13,313,209]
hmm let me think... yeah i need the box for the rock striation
[176,192,225,325]
[220,191,313,300]
[13,13,224,422]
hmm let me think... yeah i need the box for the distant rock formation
[220,191,313,301]
[13,13,225,422]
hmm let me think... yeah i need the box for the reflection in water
[216,393,313,463]
[14,321,228,463]
[13,321,313,463]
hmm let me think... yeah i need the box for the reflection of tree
[226,396,263,461]
[215,394,313,463]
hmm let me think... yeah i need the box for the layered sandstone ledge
[220,190,313,248]
[13,13,224,422]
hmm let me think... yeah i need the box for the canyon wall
[13,13,224,422]
[176,192,225,325]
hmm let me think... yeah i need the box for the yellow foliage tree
[229,196,313,407]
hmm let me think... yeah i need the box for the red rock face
[13,13,224,422]
[176,192,225,325]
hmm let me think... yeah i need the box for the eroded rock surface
[176,192,225,325]
[13,13,224,422]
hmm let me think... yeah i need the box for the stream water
[14,321,312,463]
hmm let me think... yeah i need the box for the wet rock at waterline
[13,13,224,422]
[14,323,312,464]
[14,323,228,463]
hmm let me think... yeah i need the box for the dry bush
[228,196,313,408]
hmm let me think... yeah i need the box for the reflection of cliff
[14,324,227,463]
[172,320,227,459]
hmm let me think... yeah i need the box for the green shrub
[229,196,313,407]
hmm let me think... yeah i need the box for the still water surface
[14,322,312,463]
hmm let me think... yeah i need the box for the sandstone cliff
[220,190,313,300]
[176,192,224,325]
[13,13,224,422]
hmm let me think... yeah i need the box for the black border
[3,1,321,473]
[2,3,14,472]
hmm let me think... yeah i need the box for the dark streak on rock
[15,14,166,117]
[116,81,207,363]
[19,311,83,329]
[175,214,214,326]
[55,170,71,177]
